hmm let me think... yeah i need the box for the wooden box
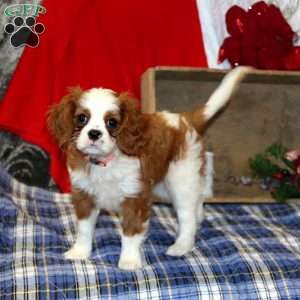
[141,67,300,203]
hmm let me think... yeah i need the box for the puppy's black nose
[88,129,102,141]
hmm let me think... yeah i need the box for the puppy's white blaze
[80,88,119,116]
[203,66,251,121]
[81,88,118,104]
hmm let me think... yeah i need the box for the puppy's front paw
[166,240,194,257]
[64,245,91,260]
[118,255,142,270]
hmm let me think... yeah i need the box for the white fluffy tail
[203,67,251,121]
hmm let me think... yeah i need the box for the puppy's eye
[77,114,88,125]
[106,118,118,129]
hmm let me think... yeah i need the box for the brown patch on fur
[121,193,151,236]
[72,188,96,219]
[182,107,207,135]
[47,87,83,150]
[67,143,88,170]
[115,93,148,156]
[139,119,180,184]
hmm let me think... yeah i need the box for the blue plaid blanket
[1,168,300,299]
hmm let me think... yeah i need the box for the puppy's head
[47,87,145,158]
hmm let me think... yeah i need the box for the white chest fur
[69,155,141,211]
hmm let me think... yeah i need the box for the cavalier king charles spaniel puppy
[48,67,249,270]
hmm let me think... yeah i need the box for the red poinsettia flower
[267,5,294,45]
[225,5,247,37]
[218,36,241,65]
[284,46,300,70]
[218,1,299,70]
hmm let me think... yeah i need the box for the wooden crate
[141,67,300,203]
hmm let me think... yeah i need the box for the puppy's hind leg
[197,151,215,223]
[165,165,204,256]
[165,131,204,256]
[166,180,201,256]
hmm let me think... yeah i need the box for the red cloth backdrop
[0,0,207,192]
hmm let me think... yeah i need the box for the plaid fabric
[1,168,300,300]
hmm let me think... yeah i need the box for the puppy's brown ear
[47,87,82,150]
[116,93,146,156]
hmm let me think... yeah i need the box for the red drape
[0,0,207,192]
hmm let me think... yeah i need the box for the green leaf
[265,143,287,160]
[265,143,294,171]
[282,157,295,171]
[249,154,280,178]
[272,181,300,202]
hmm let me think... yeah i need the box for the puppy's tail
[188,66,252,132]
